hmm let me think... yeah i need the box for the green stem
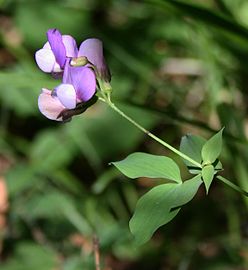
[217,175,248,197]
[106,100,202,168]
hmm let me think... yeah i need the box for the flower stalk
[217,175,248,197]
[97,82,202,168]
[103,95,248,196]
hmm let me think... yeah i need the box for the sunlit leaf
[180,134,206,173]
[112,152,182,183]
[201,128,224,164]
[129,175,202,244]
[202,164,215,194]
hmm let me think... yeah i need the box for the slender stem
[107,101,202,168]
[217,175,248,197]
[93,235,101,270]
[99,88,248,197]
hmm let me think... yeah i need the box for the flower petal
[70,66,96,102]
[38,88,65,121]
[35,48,56,73]
[56,84,77,109]
[43,41,51,49]
[40,43,62,73]
[62,35,78,57]
[78,38,110,81]
[47,29,66,68]
[62,58,72,84]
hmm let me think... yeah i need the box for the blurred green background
[0,0,248,269]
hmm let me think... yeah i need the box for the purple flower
[78,38,110,82]
[38,88,66,121]
[35,29,110,121]
[35,29,110,80]
[38,62,96,121]
[35,29,77,74]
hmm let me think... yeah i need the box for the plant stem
[107,100,202,168]
[99,89,248,197]
[217,175,248,197]
[93,235,101,270]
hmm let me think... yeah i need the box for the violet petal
[56,84,77,109]
[38,88,65,121]
[62,35,78,57]
[62,58,72,84]
[35,48,56,73]
[44,35,78,58]
[47,29,66,68]
[70,66,96,102]
[78,38,110,81]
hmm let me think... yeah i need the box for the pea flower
[35,29,110,121]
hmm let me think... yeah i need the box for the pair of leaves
[180,129,223,167]
[201,128,224,165]
[112,152,202,244]
[112,129,224,244]
[180,129,224,193]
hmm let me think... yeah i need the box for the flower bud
[70,56,88,67]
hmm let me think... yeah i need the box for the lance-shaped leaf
[202,164,215,194]
[112,152,182,183]
[201,128,224,164]
[180,134,206,173]
[129,175,202,245]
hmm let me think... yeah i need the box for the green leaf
[6,164,38,196]
[0,242,57,270]
[215,160,223,171]
[202,165,215,194]
[180,134,206,172]
[112,152,182,183]
[201,128,224,164]
[154,0,248,41]
[92,167,121,194]
[63,256,90,270]
[129,175,202,245]
[15,2,89,49]
[30,130,75,172]
[65,104,159,160]
[25,191,92,235]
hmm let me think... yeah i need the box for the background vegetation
[0,0,248,269]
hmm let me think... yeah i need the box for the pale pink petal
[38,88,65,121]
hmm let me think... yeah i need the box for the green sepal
[202,164,215,194]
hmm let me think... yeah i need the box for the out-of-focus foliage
[0,0,248,269]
